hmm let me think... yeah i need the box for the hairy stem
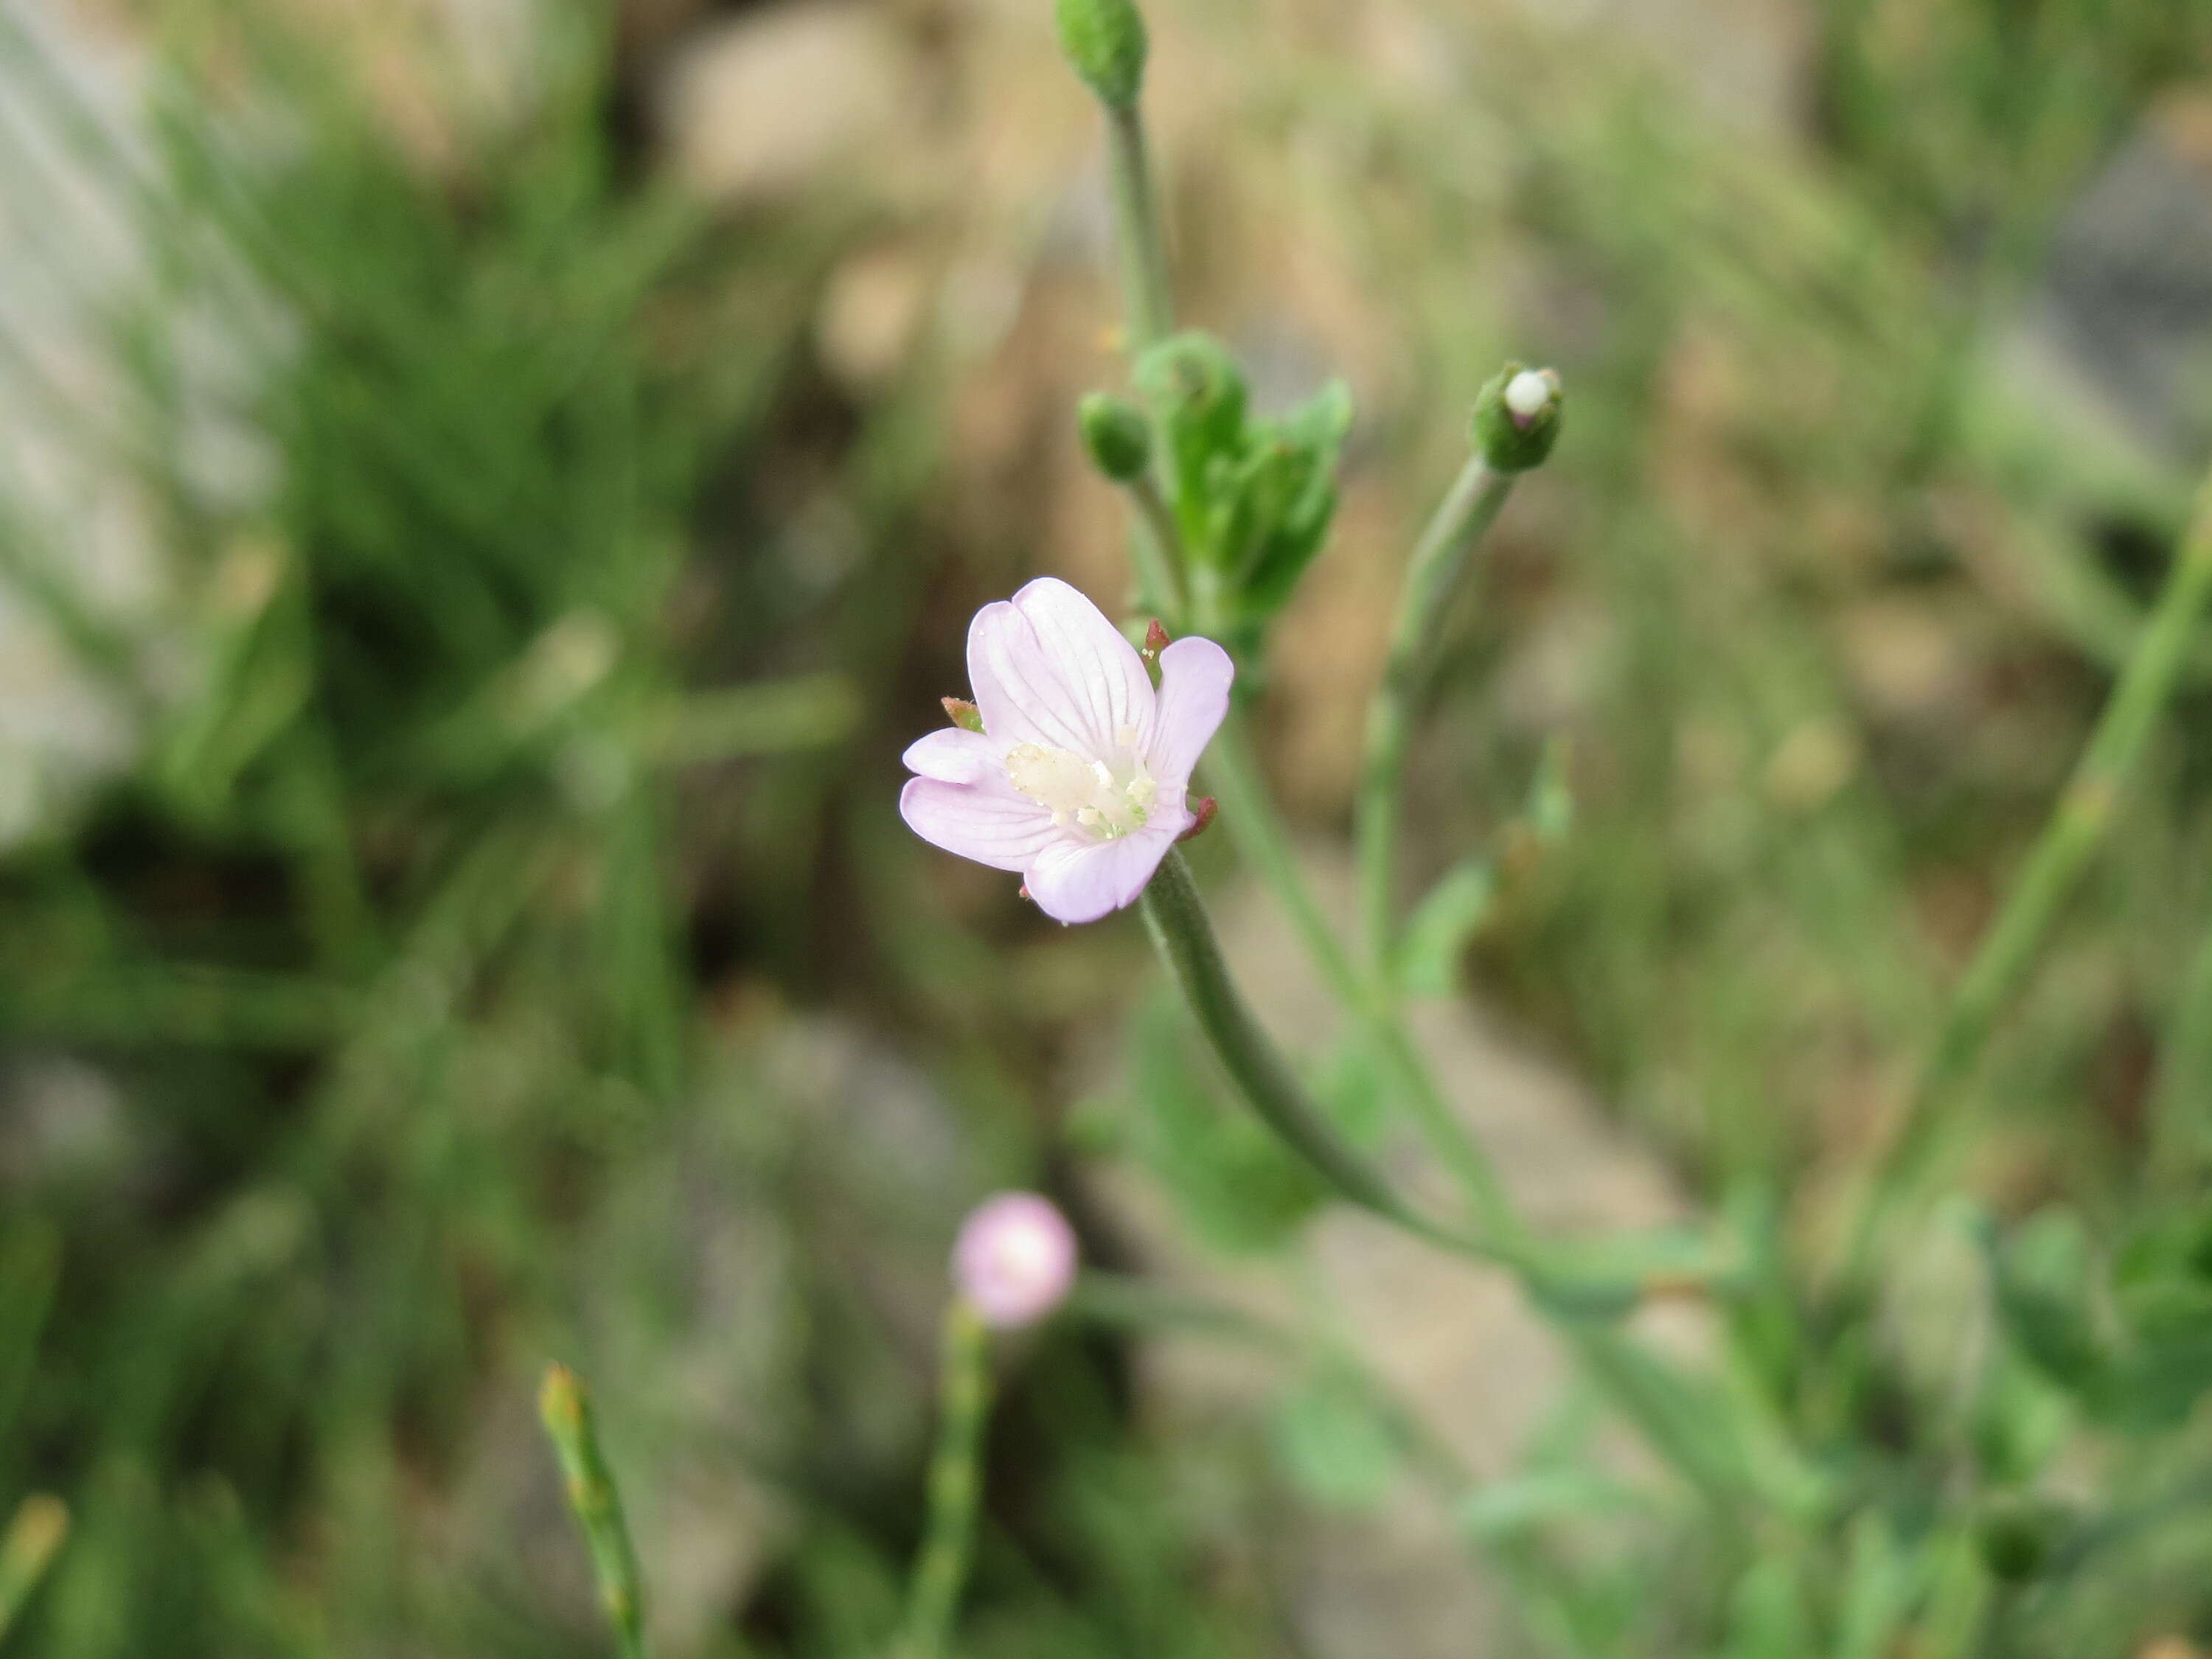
[1846,470,2212,1275]
[1356,453,1516,977]
[900,1299,994,1659]
[539,1365,652,1659]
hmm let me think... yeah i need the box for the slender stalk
[1121,471,1188,626]
[900,1299,994,1659]
[1356,453,1517,977]
[1846,470,2212,1275]
[1104,102,1173,355]
[539,1364,652,1659]
[1203,717,1519,1236]
[1141,848,1525,1265]
[0,1495,67,1642]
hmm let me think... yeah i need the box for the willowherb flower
[900,577,1232,924]
[952,1192,1079,1327]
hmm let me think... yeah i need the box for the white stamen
[1005,740,1158,841]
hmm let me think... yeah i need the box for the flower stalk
[1105,103,1174,355]
[1139,847,1520,1262]
[1355,450,1517,978]
[899,1298,995,1659]
[1202,717,1519,1239]
[539,1364,651,1659]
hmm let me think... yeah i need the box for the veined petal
[967,577,1155,759]
[1023,822,1177,924]
[902,726,1004,786]
[900,779,1060,873]
[1147,635,1234,786]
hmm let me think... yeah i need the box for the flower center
[1005,734,1157,840]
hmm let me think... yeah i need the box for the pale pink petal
[1147,636,1234,785]
[1023,822,1178,924]
[967,578,1155,758]
[902,726,1004,786]
[900,779,1060,874]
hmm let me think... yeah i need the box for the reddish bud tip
[1144,619,1171,656]
[942,697,984,734]
[1017,882,1034,902]
[1178,796,1217,841]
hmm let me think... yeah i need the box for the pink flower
[900,578,1234,925]
[953,1192,1079,1327]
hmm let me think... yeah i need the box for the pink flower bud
[952,1192,1078,1328]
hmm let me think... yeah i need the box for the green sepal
[1054,0,1149,108]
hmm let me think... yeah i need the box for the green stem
[1122,472,1189,627]
[1202,717,1519,1238]
[1846,470,2212,1276]
[1104,102,1173,355]
[539,1365,652,1659]
[900,1299,994,1659]
[1356,453,1516,977]
[1140,848,1523,1264]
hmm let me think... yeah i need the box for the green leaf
[1133,333,1248,557]
[1984,1209,2111,1400]
[1454,1470,1627,1543]
[1395,858,1496,998]
[1235,380,1353,616]
[1270,1369,1399,1512]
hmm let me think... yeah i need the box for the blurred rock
[656,1,918,204]
[2007,96,2212,466]
[0,0,265,846]
[816,242,933,394]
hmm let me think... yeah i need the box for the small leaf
[1270,1370,1399,1512]
[1396,858,1496,998]
[1455,1470,1627,1542]
[1133,333,1248,557]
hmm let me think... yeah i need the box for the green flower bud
[1077,391,1152,481]
[1054,0,1148,110]
[1470,362,1563,473]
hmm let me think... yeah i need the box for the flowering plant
[530,1,2212,1655]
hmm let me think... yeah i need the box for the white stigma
[1505,369,1552,419]
[1005,741,1156,839]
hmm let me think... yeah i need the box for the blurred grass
[0,0,2211,1655]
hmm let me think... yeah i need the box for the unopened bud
[953,1192,1079,1327]
[942,696,984,734]
[1054,0,1148,109]
[1078,392,1152,481]
[1471,362,1562,473]
[1178,796,1217,841]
